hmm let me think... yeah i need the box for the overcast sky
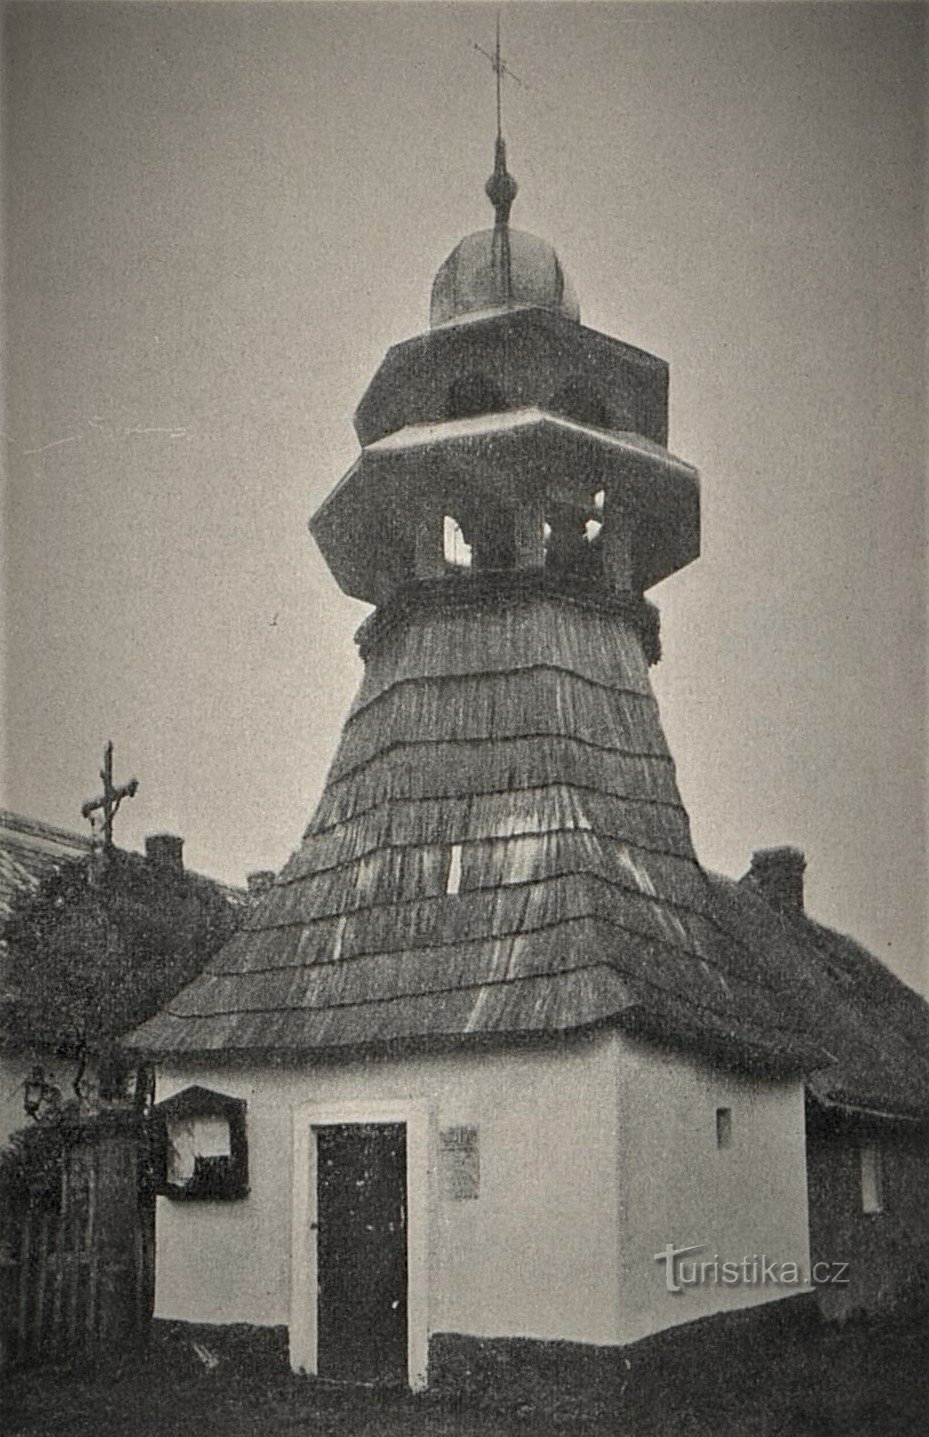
[2,2,926,993]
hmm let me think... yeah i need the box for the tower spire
[474,14,520,228]
[474,15,520,304]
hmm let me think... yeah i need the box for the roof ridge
[0,808,92,849]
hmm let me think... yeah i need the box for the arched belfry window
[544,502,603,581]
[447,373,506,421]
[548,379,611,431]
[443,515,473,569]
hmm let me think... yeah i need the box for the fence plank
[6,1117,152,1369]
[17,1207,32,1361]
[50,1163,68,1356]
[31,1213,50,1359]
[66,1202,81,1352]
[85,1148,98,1352]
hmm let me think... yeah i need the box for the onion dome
[430,227,580,329]
[430,135,580,329]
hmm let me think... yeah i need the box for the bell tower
[309,143,699,630]
[129,129,823,1079]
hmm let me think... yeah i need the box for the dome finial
[485,134,518,228]
[474,14,520,226]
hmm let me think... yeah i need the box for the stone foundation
[148,1319,290,1377]
[429,1295,821,1417]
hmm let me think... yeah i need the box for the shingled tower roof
[128,145,929,1119]
[130,571,831,1069]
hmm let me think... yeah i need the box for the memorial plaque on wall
[440,1125,479,1200]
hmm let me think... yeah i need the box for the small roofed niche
[447,372,506,421]
[151,1085,249,1201]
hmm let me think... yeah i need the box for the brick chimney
[744,846,806,916]
[145,833,184,875]
[247,870,276,898]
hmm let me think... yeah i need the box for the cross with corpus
[81,741,138,852]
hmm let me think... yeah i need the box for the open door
[315,1122,408,1385]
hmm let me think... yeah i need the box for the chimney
[247,870,276,898]
[745,846,806,916]
[145,833,184,875]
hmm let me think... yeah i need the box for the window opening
[715,1107,733,1150]
[446,844,463,895]
[443,516,472,569]
[860,1141,884,1213]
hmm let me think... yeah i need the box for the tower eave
[354,306,669,450]
[310,412,700,605]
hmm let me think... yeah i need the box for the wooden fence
[1,1113,154,1369]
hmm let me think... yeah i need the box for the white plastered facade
[153,1029,811,1383]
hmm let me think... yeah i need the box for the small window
[716,1107,733,1149]
[446,843,463,895]
[151,1086,248,1201]
[443,516,472,569]
[860,1141,884,1214]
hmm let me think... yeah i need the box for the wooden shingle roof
[127,580,830,1074]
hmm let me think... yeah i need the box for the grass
[3,1312,928,1436]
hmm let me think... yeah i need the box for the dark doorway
[315,1122,408,1385]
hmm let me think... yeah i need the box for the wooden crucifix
[81,740,138,852]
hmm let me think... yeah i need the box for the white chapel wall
[153,1032,623,1347]
[153,1032,812,1355]
[614,1034,811,1343]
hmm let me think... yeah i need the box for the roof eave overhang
[354,309,669,443]
[805,1083,929,1127]
[310,410,700,603]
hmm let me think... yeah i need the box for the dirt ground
[3,1313,928,1437]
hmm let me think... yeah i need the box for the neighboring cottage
[0,809,246,1146]
[127,139,929,1390]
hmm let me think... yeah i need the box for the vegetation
[2,1309,927,1436]
[1,852,238,1093]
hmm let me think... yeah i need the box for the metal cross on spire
[474,15,522,231]
[81,740,138,853]
[473,13,525,145]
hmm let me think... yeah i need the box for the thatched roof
[0,810,92,922]
[127,579,836,1077]
[1,810,247,1055]
[710,874,929,1120]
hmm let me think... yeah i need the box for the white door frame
[290,1097,430,1390]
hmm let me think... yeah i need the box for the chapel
[128,135,929,1392]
